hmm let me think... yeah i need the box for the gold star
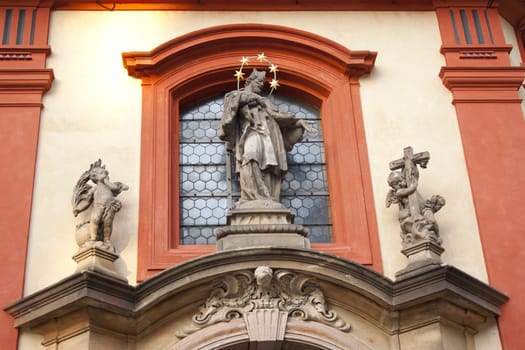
[268,64,279,73]
[240,57,249,65]
[234,70,245,80]
[269,79,280,89]
[257,53,266,62]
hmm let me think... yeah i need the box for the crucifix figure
[386,146,445,248]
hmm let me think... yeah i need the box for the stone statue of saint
[386,147,445,248]
[72,159,128,251]
[219,69,313,208]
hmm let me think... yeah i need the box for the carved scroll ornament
[176,266,350,338]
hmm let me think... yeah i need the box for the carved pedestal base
[216,207,310,251]
[72,246,126,282]
[396,240,444,279]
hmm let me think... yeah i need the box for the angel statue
[386,147,445,249]
[72,159,128,252]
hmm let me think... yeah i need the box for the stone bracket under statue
[216,202,310,251]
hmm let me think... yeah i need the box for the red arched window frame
[122,24,381,280]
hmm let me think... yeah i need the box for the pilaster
[0,4,53,349]
[436,3,525,349]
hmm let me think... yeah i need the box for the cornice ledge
[0,68,55,92]
[393,264,508,316]
[0,46,52,55]
[4,271,135,329]
[440,44,513,54]
[439,66,525,90]
[4,252,508,337]
[346,50,377,76]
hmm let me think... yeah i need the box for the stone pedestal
[396,240,444,279]
[216,207,310,251]
[72,246,126,282]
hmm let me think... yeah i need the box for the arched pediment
[135,248,394,348]
[122,23,377,107]
[122,23,376,85]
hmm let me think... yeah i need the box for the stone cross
[389,146,429,172]
[389,146,429,218]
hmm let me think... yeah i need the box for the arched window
[123,24,382,280]
[179,95,331,245]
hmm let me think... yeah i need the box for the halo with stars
[235,53,280,96]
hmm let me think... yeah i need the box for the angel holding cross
[386,147,445,248]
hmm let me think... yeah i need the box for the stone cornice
[5,248,508,336]
[0,69,55,106]
[5,272,135,328]
[439,66,525,103]
[394,265,509,315]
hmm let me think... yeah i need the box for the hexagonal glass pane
[179,143,225,165]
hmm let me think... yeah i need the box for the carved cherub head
[254,266,273,289]
[88,159,109,183]
[387,171,406,190]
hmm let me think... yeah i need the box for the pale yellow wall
[354,13,487,281]
[501,16,522,66]
[501,16,525,119]
[23,10,497,349]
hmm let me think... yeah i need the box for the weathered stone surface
[72,159,128,253]
[5,248,508,350]
[219,69,313,208]
[395,240,445,278]
[386,146,445,250]
[216,207,310,250]
[387,146,448,276]
[176,265,350,338]
[244,309,288,343]
[72,246,126,282]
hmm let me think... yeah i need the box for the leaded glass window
[179,95,331,244]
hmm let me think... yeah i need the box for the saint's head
[245,69,266,94]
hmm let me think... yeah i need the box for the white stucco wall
[22,10,499,349]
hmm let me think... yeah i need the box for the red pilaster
[0,5,53,348]
[437,5,525,349]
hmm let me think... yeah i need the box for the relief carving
[176,266,350,338]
